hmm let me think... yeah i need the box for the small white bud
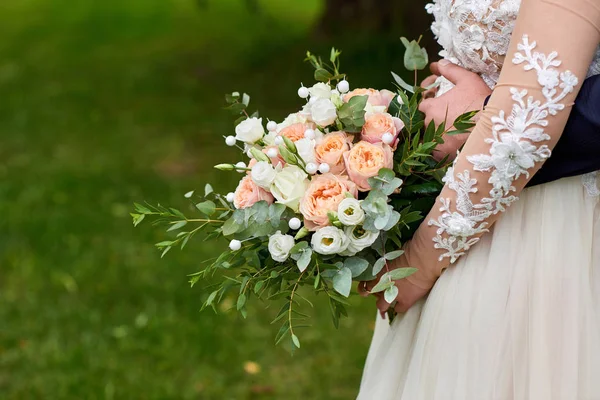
[288,217,302,230]
[382,132,394,145]
[298,86,309,99]
[266,148,278,158]
[235,161,247,171]
[396,94,404,104]
[229,239,242,251]
[225,136,237,146]
[304,129,315,140]
[226,192,235,203]
[306,163,318,174]
[337,80,350,93]
[318,163,330,174]
[274,136,284,145]
[266,120,278,132]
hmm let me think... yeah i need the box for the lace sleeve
[405,0,600,288]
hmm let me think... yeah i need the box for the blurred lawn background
[0,0,433,398]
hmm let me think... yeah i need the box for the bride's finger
[420,74,439,87]
[358,281,369,297]
[376,293,391,315]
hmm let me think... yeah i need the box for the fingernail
[438,59,451,66]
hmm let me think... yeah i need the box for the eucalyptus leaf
[196,200,216,216]
[384,285,399,304]
[391,71,415,93]
[385,250,404,260]
[373,257,387,275]
[296,249,312,272]
[204,183,214,197]
[344,257,370,278]
[370,277,394,294]
[388,267,418,281]
[332,267,352,297]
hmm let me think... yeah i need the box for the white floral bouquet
[132,41,475,349]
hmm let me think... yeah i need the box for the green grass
[0,0,415,398]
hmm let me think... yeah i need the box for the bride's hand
[419,60,492,161]
[359,246,434,315]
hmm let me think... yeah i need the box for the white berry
[396,94,404,104]
[298,86,309,99]
[318,163,330,174]
[382,132,395,145]
[266,121,277,131]
[226,192,235,203]
[235,161,246,171]
[306,163,318,174]
[337,80,350,93]
[267,148,278,158]
[288,217,302,230]
[304,129,315,140]
[229,240,242,251]
[225,136,236,146]
[274,136,284,145]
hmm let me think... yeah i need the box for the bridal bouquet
[132,40,475,349]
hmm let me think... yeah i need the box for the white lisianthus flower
[251,161,276,189]
[310,98,338,127]
[268,231,295,262]
[270,165,309,211]
[309,82,332,99]
[337,198,365,226]
[235,117,265,144]
[295,137,317,165]
[311,226,349,255]
[340,225,379,256]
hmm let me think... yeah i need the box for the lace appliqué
[429,35,579,263]
[583,172,600,197]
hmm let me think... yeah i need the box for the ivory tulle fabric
[358,175,600,399]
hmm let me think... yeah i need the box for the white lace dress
[357,1,600,399]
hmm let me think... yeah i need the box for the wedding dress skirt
[358,175,600,400]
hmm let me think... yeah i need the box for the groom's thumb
[430,59,478,85]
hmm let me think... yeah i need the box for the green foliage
[337,95,368,132]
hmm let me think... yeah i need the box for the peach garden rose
[361,112,405,149]
[299,173,358,231]
[233,175,274,209]
[343,88,396,109]
[343,141,394,191]
[315,131,353,174]
[279,122,315,142]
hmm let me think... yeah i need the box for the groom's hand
[419,60,492,161]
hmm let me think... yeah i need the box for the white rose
[309,82,332,99]
[340,225,379,256]
[310,98,337,127]
[270,165,309,211]
[268,231,295,262]
[337,198,365,226]
[311,226,349,255]
[277,112,309,132]
[295,137,317,165]
[251,161,276,189]
[235,117,265,144]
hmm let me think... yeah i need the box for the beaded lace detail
[426,0,600,88]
